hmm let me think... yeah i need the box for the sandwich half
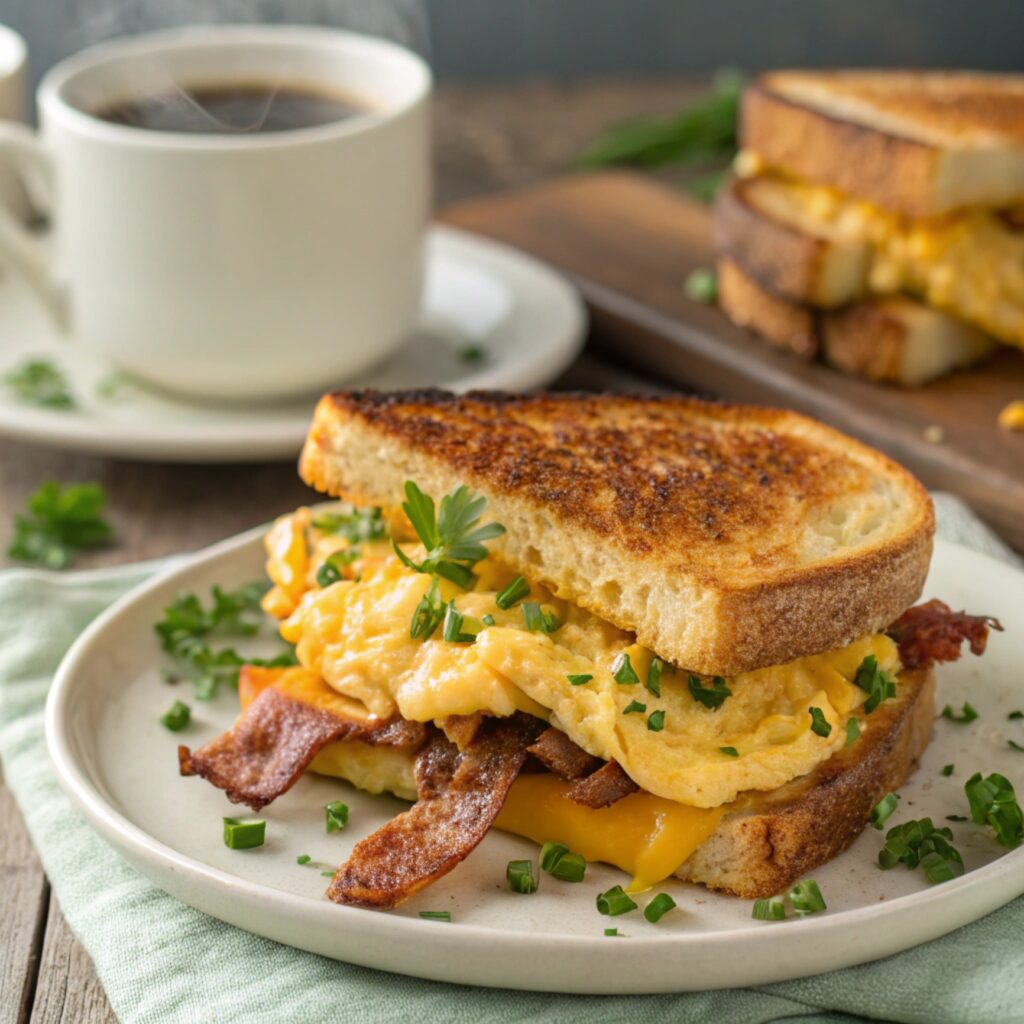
[180,391,998,908]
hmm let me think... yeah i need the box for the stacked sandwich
[181,391,997,908]
[714,71,1024,385]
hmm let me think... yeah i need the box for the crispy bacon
[888,599,1003,670]
[440,712,485,751]
[566,760,639,808]
[327,713,543,909]
[527,727,601,780]
[179,685,427,811]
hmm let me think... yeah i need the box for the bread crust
[675,664,935,898]
[299,390,934,675]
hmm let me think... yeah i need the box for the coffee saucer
[0,226,585,462]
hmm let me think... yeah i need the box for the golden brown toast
[676,665,934,897]
[742,70,1024,216]
[300,390,934,675]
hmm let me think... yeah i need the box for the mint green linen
[1,497,1021,1024]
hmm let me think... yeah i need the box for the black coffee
[98,83,369,134]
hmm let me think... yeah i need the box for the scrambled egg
[265,508,900,810]
[764,172,1024,349]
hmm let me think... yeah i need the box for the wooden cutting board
[441,172,1024,550]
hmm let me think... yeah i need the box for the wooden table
[0,78,698,1023]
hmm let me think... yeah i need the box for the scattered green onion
[685,267,718,303]
[646,658,663,697]
[496,576,530,609]
[643,892,677,923]
[869,792,900,830]
[604,927,619,937]
[1009,740,1024,753]
[1009,711,1024,721]
[688,674,732,710]
[854,655,897,714]
[720,746,739,757]
[550,852,586,883]
[410,576,445,640]
[316,548,359,587]
[752,898,786,921]
[942,764,955,776]
[296,854,311,865]
[596,885,638,917]
[567,673,593,686]
[521,602,558,634]
[540,841,569,872]
[787,879,826,915]
[845,718,861,747]
[442,600,478,643]
[878,818,964,883]
[623,700,647,715]
[160,700,191,732]
[320,870,335,877]
[482,613,496,627]
[808,707,831,738]
[223,817,265,850]
[647,710,666,732]
[612,652,640,685]
[459,346,485,363]
[965,772,1024,849]
[946,814,968,822]
[325,801,349,833]
[941,702,978,724]
[419,910,452,922]
[506,859,538,894]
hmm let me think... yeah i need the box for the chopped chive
[752,898,786,921]
[612,652,640,685]
[459,345,485,362]
[787,879,826,915]
[688,674,732,710]
[596,885,638,917]
[643,892,677,923]
[646,658,663,697]
[941,702,978,724]
[941,764,955,777]
[1009,740,1024,753]
[540,841,569,872]
[647,710,666,732]
[845,718,861,747]
[622,700,647,715]
[320,870,335,877]
[443,600,477,643]
[869,792,900,829]
[159,699,190,732]
[719,746,739,757]
[316,548,359,587]
[296,854,311,865]
[685,267,717,303]
[604,927,618,937]
[567,673,593,686]
[223,817,265,850]
[325,801,349,833]
[410,576,444,640]
[1010,711,1024,721]
[549,851,586,883]
[521,602,558,633]
[809,706,832,738]
[495,576,530,610]
[946,814,968,822]
[506,859,538,894]
[965,772,1024,849]
[482,613,496,626]
[419,910,452,921]
[854,655,897,714]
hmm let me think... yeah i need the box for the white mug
[0,24,29,223]
[0,26,432,401]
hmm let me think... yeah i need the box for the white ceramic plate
[0,226,585,462]
[47,533,1024,993]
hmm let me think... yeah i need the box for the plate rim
[0,225,586,463]
[44,532,1024,993]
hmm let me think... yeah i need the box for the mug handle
[0,121,65,324]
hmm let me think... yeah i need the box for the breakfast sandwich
[714,70,1024,385]
[180,390,998,908]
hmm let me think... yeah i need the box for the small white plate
[46,534,1024,994]
[0,226,585,462]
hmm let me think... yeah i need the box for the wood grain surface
[443,172,1024,549]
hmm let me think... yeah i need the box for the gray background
[1,0,1021,91]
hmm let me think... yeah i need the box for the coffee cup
[0,26,432,401]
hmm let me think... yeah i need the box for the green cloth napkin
[1,496,1021,1024]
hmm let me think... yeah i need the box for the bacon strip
[566,760,639,808]
[327,713,543,909]
[179,685,427,811]
[527,727,601,779]
[888,599,1003,670]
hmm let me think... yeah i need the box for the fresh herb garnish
[159,700,191,732]
[539,841,569,872]
[809,707,832,738]
[788,880,827,914]
[596,885,638,917]
[316,548,359,587]
[878,818,964,883]
[394,481,505,589]
[459,346,485,363]
[324,801,349,833]
[604,927,619,937]
[941,702,978,724]
[688,674,732,710]
[645,657,663,697]
[507,859,538,894]
[965,772,1024,849]
[495,576,529,609]
[853,655,897,714]
[869,792,900,830]
[4,358,76,410]
[410,577,445,640]
[612,652,640,685]
[685,268,717,303]
[312,506,386,543]
[647,710,666,732]
[296,854,311,865]
[752,898,786,921]
[223,817,265,850]
[946,814,968,822]
[8,481,114,568]
[442,600,478,643]
[845,718,861,747]
[719,746,739,757]
[521,601,559,634]
[643,893,677,923]
[320,870,335,877]
[539,841,586,882]
[1010,740,1024,753]
[622,700,647,715]
[481,613,496,627]
[942,764,955,776]
[567,673,593,687]
[418,911,452,922]
[1010,711,1024,721]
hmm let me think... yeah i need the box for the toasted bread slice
[742,70,1024,216]
[300,390,934,676]
[714,175,869,307]
[718,256,996,386]
[676,664,934,897]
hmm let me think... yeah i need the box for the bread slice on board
[676,664,934,897]
[300,390,934,676]
[741,70,1024,216]
[717,256,996,386]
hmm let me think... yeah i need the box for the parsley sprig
[155,582,296,699]
[394,481,505,589]
[4,358,76,410]
[8,481,114,568]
